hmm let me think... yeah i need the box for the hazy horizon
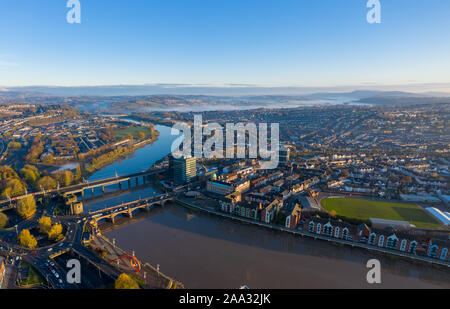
[2,83,450,97]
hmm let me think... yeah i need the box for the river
[83,125,450,289]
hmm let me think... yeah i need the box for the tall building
[169,155,197,184]
[279,146,290,164]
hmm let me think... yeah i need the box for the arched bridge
[88,193,173,224]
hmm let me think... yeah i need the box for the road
[0,178,188,289]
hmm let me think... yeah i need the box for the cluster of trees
[149,124,159,141]
[0,166,26,199]
[115,273,140,289]
[20,164,40,184]
[137,131,146,140]
[86,146,133,174]
[18,229,37,248]
[0,212,8,229]
[25,135,45,163]
[16,195,37,219]
[38,216,63,241]
[7,141,21,151]
[0,163,80,200]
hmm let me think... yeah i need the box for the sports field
[321,197,442,229]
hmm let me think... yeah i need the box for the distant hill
[1,86,449,112]
[357,96,450,105]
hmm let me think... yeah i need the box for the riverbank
[84,133,159,175]
[93,233,183,289]
[174,199,450,269]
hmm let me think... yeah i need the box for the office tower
[279,146,290,164]
[169,155,197,184]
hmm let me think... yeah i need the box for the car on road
[47,248,53,252]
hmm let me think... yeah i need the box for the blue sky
[0,0,449,88]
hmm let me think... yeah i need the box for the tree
[18,229,37,248]
[0,212,8,229]
[149,124,158,140]
[16,195,37,219]
[115,273,140,289]
[20,165,40,185]
[1,178,26,199]
[137,131,146,140]
[126,134,134,148]
[38,216,52,234]
[0,166,19,181]
[48,224,63,241]
[54,170,74,187]
[25,139,44,162]
[42,154,54,164]
[37,176,57,190]
[74,164,82,181]
[7,141,21,150]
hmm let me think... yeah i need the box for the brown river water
[98,201,450,289]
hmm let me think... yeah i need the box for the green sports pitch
[321,197,442,229]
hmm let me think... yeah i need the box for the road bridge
[88,193,174,224]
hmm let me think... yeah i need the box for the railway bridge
[0,168,167,207]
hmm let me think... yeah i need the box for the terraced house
[302,216,450,262]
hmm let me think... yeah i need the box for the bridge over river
[88,193,175,224]
[0,168,167,210]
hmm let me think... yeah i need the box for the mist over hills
[1,85,449,114]
[2,84,450,97]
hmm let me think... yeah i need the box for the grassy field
[113,126,150,141]
[322,197,442,229]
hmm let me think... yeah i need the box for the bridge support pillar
[110,215,115,224]
[81,190,85,200]
[91,187,94,198]
[102,186,105,195]
[125,210,133,218]
[128,179,131,189]
[136,177,139,186]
